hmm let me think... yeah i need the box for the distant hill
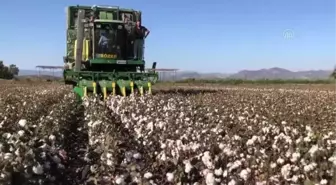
[159,71,231,81]
[228,67,332,80]
[160,67,332,81]
[18,67,333,81]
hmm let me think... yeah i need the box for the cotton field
[0,81,335,185]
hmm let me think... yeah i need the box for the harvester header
[63,5,158,99]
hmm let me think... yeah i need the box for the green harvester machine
[63,5,158,99]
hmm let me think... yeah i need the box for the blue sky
[0,0,334,73]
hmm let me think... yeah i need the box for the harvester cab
[63,5,158,100]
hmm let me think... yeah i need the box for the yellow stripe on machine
[84,40,89,61]
[74,39,89,61]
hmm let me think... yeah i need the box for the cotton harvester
[63,5,158,99]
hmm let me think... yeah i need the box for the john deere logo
[283,29,294,40]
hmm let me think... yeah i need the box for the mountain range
[159,67,333,80]
[19,67,333,81]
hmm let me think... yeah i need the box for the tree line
[0,61,19,79]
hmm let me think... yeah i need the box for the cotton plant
[0,82,335,184]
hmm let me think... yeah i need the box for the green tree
[9,64,19,76]
[0,61,19,79]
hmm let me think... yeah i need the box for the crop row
[0,82,335,185]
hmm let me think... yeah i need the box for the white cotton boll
[233,135,241,141]
[229,160,242,172]
[280,164,291,179]
[160,143,166,149]
[218,143,225,150]
[295,137,302,144]
[4,133,11,139]
[160,153,167,161]
[102,176,110,183]
[92,120,102,128]
[239,168,251,181]
[18,119,27,127]
[202,151,214,169]
[32,164,44,174]
[304,163,316,172]
[166,173,174,182]
[285,150,291,158]
[205,173,215,185]
[115,176,125,184]
[223,147,234,156]
[291,175,298,183]
[282,134,292,143]
[14,148,20,156]
[320,179,328,185]
[191,143,200,151]
[228,179,237,185]
[17,130,25,137]
[246,135,258,146]
[144,172,153,179]
[290,152,300,162]
[246,154,251,159]
[300,158,307,166]
[328,156,336,165]
[262,127,269,134]
[292,128,298,135]
[305,125,312,132]
[330,140,336,145]
[246,139,254,146]
[223,170,228,177]
[202,169,210,176]
[87,121,93,127]
[277,157,284,164]
[4,153,13,160]
[214,168,223,176]
[308,145,318,156]
[106,153,112,158]
[48,134,56,141]
[39,143,49,151]
[256,181,266,185]
[270,162,277,168]
[292,165,299,172]
[133,152,141,159]
[107,159,113,166]
[303,136,311,142]
[146,121,154,132]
